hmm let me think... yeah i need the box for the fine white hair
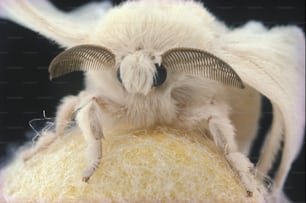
[0,0,304,202]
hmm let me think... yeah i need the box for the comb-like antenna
[49,45,115,80]
[162,48,245,88]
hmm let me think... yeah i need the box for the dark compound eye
[153,64,167,87]
[117,67,122,83]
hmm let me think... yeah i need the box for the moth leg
[76,97,104,183]
[208,115,256,197]
[22,96,78,161]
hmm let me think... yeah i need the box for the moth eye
[153,64,167,87]
[117,67,122,83]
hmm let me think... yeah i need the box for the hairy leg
[22,95,78,161]
[208,113,256,196]
[76,97,104,182]
[181,101,257,196]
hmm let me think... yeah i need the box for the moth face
[117,52,167,95]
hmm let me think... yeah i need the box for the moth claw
[82,167,95,183]
[247,190,253,197]
[82,176,90,183]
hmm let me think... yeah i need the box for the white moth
[0,0,304,201]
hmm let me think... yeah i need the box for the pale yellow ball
[1,127,264,202]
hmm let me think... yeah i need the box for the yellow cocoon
[1,127,263,202]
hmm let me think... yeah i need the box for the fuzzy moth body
[0,0,304,201]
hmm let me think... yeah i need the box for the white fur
[218,22,305,199]
[1,0,304,201]
[0,0,111,47]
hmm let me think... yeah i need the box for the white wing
[217,21,305,196]
[0,0,111,47]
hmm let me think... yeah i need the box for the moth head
[117,51,167,95]
[49,45,244,96]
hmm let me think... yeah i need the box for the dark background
[0,0,305,202]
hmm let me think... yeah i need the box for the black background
[0,0,305,202]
